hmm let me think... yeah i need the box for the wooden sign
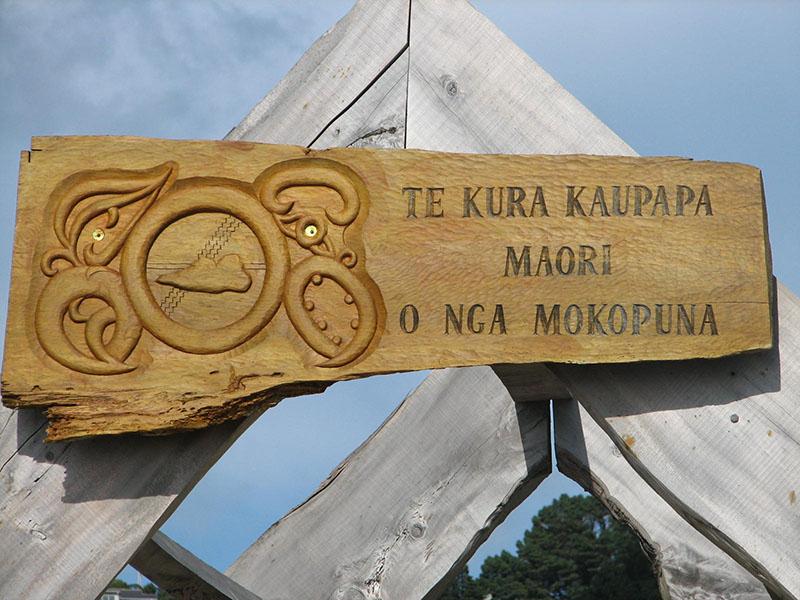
[2,136,773,440]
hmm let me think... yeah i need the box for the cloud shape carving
[156,254,252,294]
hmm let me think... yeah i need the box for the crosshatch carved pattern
[34,157,383,375]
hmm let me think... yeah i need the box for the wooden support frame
[130,532,261,600]
[554,396,769,598]
[0,0,795,598]
[225,367,550,599]
[0,2,412,598]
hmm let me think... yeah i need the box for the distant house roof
[101,588,157,599]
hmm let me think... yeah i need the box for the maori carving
[34,158,382,375]
[155,255,253,294]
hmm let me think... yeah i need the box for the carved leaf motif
[41,162,177,275]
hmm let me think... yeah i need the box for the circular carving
[296,216,325,248]
[36,159,384,375]
[120,181,289,354]
[284,255,377,367]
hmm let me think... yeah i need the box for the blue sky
[1,0,798,588]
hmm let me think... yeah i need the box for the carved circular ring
[36,266,142,375]
[120,180,289,354]
[284,255,377,368]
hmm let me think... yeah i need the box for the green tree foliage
[441,494,660,600]
[438,567,481,600]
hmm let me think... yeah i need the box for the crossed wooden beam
[1,1,796,598]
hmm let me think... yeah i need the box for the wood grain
[0,1,411,597]
[555,396,769,599]
[130,531,261,600]
[403,1,797,594]
[3,136,773,439]
[0,407,257,600]
[406,0,635,156]
[226,367,551,600]
[311,47,409,150]
[226,0,410,147]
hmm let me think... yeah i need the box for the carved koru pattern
[35,158,382,375]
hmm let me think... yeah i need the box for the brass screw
[92,228,105,241]
[304,224,318,238]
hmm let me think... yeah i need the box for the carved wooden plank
[224,53,547,600]
[130,531,261,600]
[3,136,772,440]
[226,0,409,146]
[403,0,796,595]
[0,2,406,597]
[555,396,769,598]
[226,366,551,600]
[550,282,800,599]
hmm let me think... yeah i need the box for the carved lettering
[490,304,507,334]
[700,304,719,335]
[505,246,531,277]
[445,304,463,334]
[534,304,561,335]
[403,187,422,218]
[467,304,485,333]
[400,304,420,333]
[463,187,483,217]
[590,187,610,216]
[632,304,651,335]
[566,186,586,216]
[507,187,526,217]
[505,244,611,277]
[536,246,553,277]
[527,302,719,337]
[445,303,507,334]
[426,187,445,217]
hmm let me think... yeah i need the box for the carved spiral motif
[34,157,382,375]
[35,267,142,375]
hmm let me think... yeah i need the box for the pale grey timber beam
[227,0,410,147]
[406,0,782,596]
[227,367,551,600]
[130,532,262,600]
[555,397,770,599]
[0,1,413,598]
[550,283,800,599]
